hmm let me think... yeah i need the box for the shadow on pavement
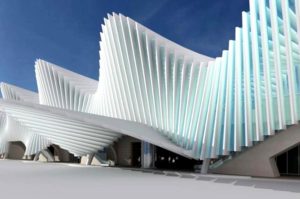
[122,167,300,194]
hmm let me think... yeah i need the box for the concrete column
[33,150,55,162]
[41,149,55,162]
[141,142,154,169]
[201,159,210,174]
[86,153,95,165]
[33,152,40,161]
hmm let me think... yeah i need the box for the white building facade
[0,0,300,177]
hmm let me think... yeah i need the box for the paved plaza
[0,160,299,199]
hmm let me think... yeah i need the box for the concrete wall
[57,148,74,162]
[212,124,300,177]
[50,145,76,162]
[114,136,140,166]
[7,142,25,159]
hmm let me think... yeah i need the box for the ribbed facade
[0,0,299,161]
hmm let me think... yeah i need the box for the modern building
[1,0,300,177]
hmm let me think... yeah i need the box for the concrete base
[91,156,102,166]
[201,159,210,174]
[91,154,111,166]
[81,154,112,166]
[38,153,48,162]
[34,149,55,162]
[212,124,300,177]
[80,154,95,165]
[80,156,88,165]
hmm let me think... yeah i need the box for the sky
[0,0,249,92]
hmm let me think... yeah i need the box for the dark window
[276,145,300,176]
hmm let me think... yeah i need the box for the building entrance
[155,146,199,170]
